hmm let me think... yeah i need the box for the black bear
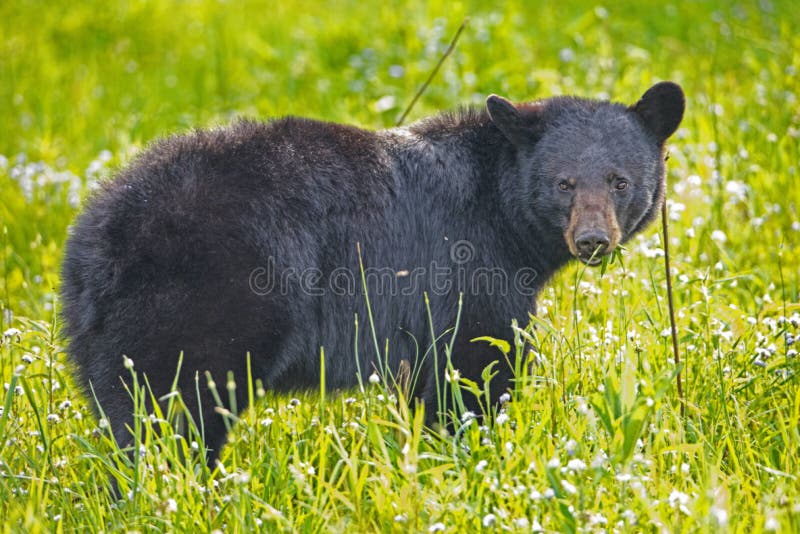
[61,82,684,461]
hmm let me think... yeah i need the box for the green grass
[2,0,799,531]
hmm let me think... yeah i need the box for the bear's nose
[574,231,611,258]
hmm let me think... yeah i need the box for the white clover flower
[165,498,178,513]
[566,459,586,472]
[668,489,690,507]
[368,372,380,385]
[710,230,727,243]
[3,328,21,339]
[725,180,748,202]
[561,480,577,494]
[588,513,607,525]
[710,506,728,526]
[565,439,578,456]
[559,48,575,63]
[513,517,529,529]
[482,513,496,527]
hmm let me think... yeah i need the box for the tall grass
[1,0,799,531]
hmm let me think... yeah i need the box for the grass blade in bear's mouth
[578,255,604,266]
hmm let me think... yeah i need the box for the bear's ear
[486,94,540,147]
[629,81,685,144]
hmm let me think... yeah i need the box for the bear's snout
[574,230,611,264]
[565,190,622,265]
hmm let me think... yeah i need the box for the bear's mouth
[576,253,605,266]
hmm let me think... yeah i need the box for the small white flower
[499,392,511,405]
[373,95,396,113]
[368,372,380,385]
[710,230,727,243]
[482,513,496,527]
[495,413,509,425]
[561,480,577,494]
[710,506,728,526]
[3,328,21,339]
[668,489,690,507]
[123,356,134,370]
[764,516,780,531]
[428,522,446,532]
[565,439,578,456]
[566,459,586,472]
[165,498,177,513]
[475,459,488,473]
[559,48,575,63]
[461,411,476,423]
[589,513,607,525]
[513,518,529,529]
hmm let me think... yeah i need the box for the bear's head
[487,82,685,266]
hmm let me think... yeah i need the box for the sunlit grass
[1,0,799,531]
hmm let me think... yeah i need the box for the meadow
[1,0,799,531]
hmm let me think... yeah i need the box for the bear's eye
[558,180,571,192]
[614,178,629,191]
